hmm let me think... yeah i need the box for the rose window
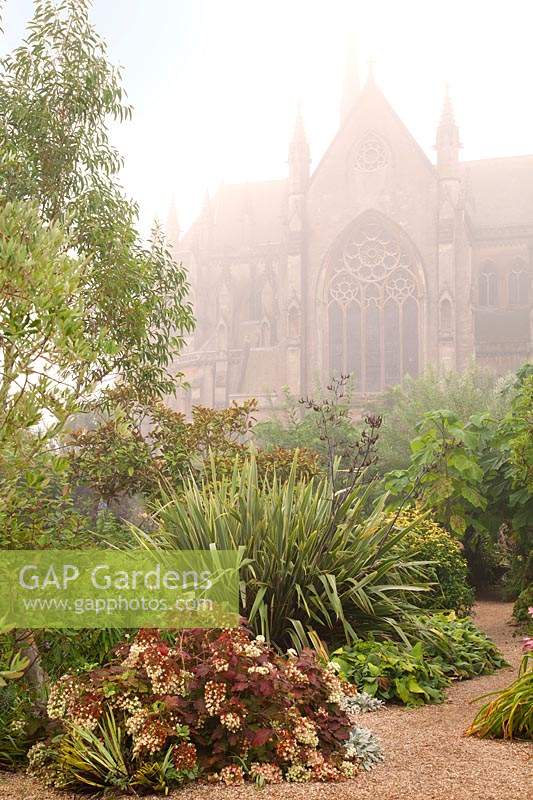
[353,133,389,172]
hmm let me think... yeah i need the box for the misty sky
[2,0,533,236]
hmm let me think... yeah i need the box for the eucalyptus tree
[0,0,194,690]
[0,0,194,418]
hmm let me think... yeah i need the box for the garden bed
[1,602,531,800]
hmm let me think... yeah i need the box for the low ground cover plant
[418,613,508,679]
[28,626,382,793]
[332,614,506,706]
[332,638,449,706]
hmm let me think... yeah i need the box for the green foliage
[513,586,533,626]
[137,458,433,648]
[386,366,533,590]
[38,628,129,680]
[0,1,195,551]
[0,650,28,686]
[0,451,93,550]
[417,613,508,679]
[0,624,29,686]
[370,364,508,473]
[467,654,532,740]
[501,366,533,494]
[0,0,195,402]
[254,380,362,466]
[68,390,319,504]
[386,409,490,539]
[56,712,132,791]
[0,625,47,770]
[0,682,47,770]
[332,639,449,706]
[392,509,474,613]
[332,613,505,706]
[0,200,90,452]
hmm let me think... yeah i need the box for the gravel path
[0,601,531,800]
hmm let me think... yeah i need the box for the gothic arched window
[440,298,453,336]
[327,214,422,391]
[508,259,530,306]
[478,262,498,307]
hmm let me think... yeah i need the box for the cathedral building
[167,61,533,412]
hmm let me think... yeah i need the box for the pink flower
[528,606,533,618]
[522,637,533,653]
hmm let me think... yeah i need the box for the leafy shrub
[0,683,47,769]
[140,458,433,648]
[385,365,533,591]
[70,391,319,506]
[29,627,375,793]
[39,628,129,680]
[370,364,508,473]
[417,613,507,679]
[514,586,533,626]
[393,509,474,613]
[331,639,449,706]
[0,625,47,769]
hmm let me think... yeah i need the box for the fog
[3,0,533,234]
[3,0,532,409]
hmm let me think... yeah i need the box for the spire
[288,104,310,193]
[291,103,307,147]
[198,188,213,249]
[367,56,375,85]
[340,34,361,122]
[436,84,461,173]
[165,195,180,254]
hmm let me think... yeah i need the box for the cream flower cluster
[293,715,319,747]
[204,680,227,715]
[145,662,192,696]
[247,664,270,675]
[285,661,309,685]
[220,711,242,731]
[249,762,283,784]
[47,676,78,720]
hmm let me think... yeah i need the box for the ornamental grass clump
[467,608,533,741]
[138,457,433,649]
[28,626,380,793]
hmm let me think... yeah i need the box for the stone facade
[168,71,533,413]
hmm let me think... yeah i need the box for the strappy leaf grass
[135,457,434,649]
[467,654,533,740]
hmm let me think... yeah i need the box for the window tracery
[353,132,389,172]
[327,215,420,391]
[478,262,498,307]
[508,258,530,305]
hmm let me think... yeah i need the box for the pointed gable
[309,79,435,195]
